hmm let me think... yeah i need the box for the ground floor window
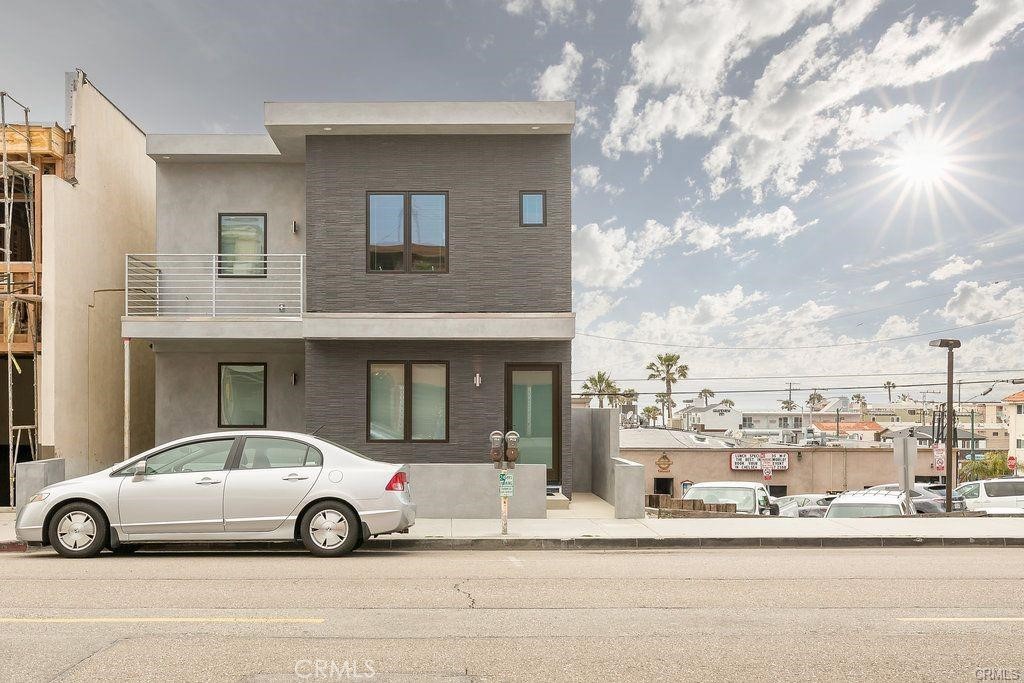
[219,363,267,427]
[653,478,673,495]
[367,361,448,442]
[768,485,788,497]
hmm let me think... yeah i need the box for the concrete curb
[3,537,1022,553]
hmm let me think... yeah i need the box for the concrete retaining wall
[573,407,644,518]
[408,463,547,518]
[15,458,65,510]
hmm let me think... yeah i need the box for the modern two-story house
[121,102,576,495]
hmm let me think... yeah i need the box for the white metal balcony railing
[125,254,304,317]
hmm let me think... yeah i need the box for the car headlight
[27,492,49,503]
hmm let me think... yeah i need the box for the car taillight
[385,471,407,492]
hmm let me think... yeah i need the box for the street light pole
[931,338,961,513]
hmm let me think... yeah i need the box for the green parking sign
[498,471,515,497]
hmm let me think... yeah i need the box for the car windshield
[682,487,756,513]
[826,503,902,518]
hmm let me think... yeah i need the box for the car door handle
[282,474,310,482]
[195,478,221,485]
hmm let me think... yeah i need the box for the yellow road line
[0,617,324,624]
[899,617,1024,622]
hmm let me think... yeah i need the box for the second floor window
[367,192,448,273]
[520,191,546,226]
[218,213,266,277]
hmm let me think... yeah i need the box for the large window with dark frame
[367,192,448,273]
[218,213,267,277]
[219,363,267,428]
[367,361,448,442]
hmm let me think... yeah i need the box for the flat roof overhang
[147,101,575,162]
[122,312,575,342]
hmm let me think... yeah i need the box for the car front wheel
[48,502,108,558]
[299,502,360,557]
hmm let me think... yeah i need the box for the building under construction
[1,72,156,506]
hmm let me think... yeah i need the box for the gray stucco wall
[305,339,572,495]
[154,341,305,443]
[155,162,305,254]
[573,407,643,518]
[408,463,547,518]
[304,134,571,313]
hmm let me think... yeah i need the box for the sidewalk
[3,508,1022,551]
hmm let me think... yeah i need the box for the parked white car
[681,481,779,515]
[824,490,915,518]
[954,478,1024,512]
[15,431,416,558]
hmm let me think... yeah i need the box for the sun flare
[889,134,951,186]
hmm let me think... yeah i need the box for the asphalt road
[1,547,1022,682]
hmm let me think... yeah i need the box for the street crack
[453,580,476,609]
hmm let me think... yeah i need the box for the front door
[117,438,236,537]
[505,364,561,483]
[223,436,322,532]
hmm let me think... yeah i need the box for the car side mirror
[133,461,147,477]
[768,503,780,516]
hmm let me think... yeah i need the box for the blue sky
[7,0,1024,409]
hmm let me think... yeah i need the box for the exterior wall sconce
[474,373,482,387]
[291,220,299,234]
[291,372,299,386]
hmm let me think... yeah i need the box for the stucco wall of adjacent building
[39,74,156,478]
[305,339,573,494]
[154,161,305,255]
[622,446,943,498]
[153,341,305,444]
[304,134,572,313]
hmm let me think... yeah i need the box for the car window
[682,487,756,513]
[983,481,1024,498]
[826,503,902,518]
[238,437,323,470]
[957,483,980,499]
[142,440,234,474]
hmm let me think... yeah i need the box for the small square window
[520,191,546,226]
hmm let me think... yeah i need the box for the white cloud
[571,219,683,290]
[870,280,890,292]
[825,157,843,174]
[873,314,918,339]
[505,0,575,23]
[534,41,584,100]
[574,289,622,330]
[681,205,818,254]
[930,255,982,281]
[602,0,1024,199]
[940,280,1024,325]
[907,279,928,288]
[572,164,624,195]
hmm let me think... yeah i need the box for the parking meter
[504,430,520,469]
[489,430,504,468]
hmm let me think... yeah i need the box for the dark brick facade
[304,134,571,313]
[305,340,572,495]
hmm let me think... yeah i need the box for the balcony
[125,253,304,318]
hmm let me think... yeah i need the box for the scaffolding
[1,91,40,505]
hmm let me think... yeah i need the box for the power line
[571,368,1024,382]
[572,377,1021,397]
[575,308,1024,350]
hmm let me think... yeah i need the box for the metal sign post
[488,430,519,536]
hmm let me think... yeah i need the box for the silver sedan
[15,431,416,558]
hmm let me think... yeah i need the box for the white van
[954,478,1024,511]
[681,481,779,515]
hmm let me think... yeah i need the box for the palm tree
[619,388,638,407]
[806,391,824,409]
[720,398,735,409]
[654,392,676,427]
[883,381,896,403]
[851,393,867,416]
[641,405,661,427]
[646,353,688,421]
[697,387,716,406]
[581,371,618,409]
[780,399,797,412]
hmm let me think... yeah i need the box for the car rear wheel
[48,502,107,558]
[299,502,359,557]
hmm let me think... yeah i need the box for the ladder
[1,91,40,506]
